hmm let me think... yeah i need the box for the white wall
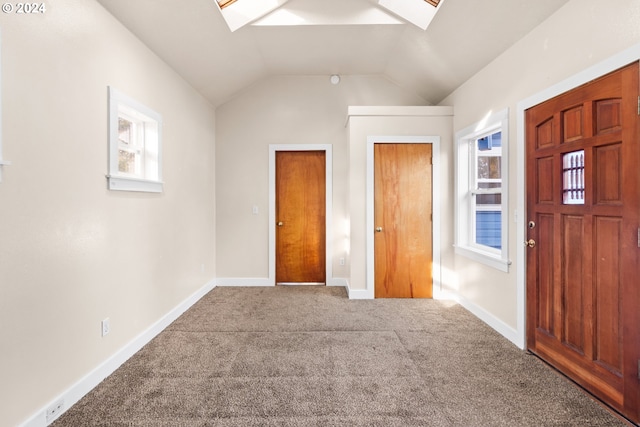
[439,0,640,344]
[0,1,216,425]
[215,75,427,282]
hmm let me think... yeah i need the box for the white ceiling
[96,0,569,107]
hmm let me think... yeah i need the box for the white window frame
[107,87,163,193]
[454,108,510,271]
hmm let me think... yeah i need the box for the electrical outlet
[46,399,64,423]
[339,257,345,266]
[101,318,110,337]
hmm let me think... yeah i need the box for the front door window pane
[563,150,585,205]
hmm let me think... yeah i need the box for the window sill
[454,245,510,272]
[107,175,163,193]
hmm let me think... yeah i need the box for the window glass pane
[478,182,501,189]
[475,211,502,249]
[476,193,501,205]
[477,156,501,180]
[477,131,501,150]
[563,150,585,205]
[118,118,132,145]
[474,130,502,250]
[118,150,136,174]
[490,132,501,147]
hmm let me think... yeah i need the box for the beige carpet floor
[52,286,628,426]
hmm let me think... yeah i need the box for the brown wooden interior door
[374,143,433,298]
[276,151,326,284]
[526,62,640,424]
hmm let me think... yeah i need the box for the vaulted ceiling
[96,0,569,107]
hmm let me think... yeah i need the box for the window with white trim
[107,87,162,193]
[455,108,509,271]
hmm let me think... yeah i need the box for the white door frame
[269,144,333,286]
[515,43,640,349]
[365,136,442,299]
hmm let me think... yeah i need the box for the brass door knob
[375,226,383,233]
[525,239,536,248]
[277,222,284,227]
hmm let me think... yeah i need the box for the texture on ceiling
[96,0,569,107]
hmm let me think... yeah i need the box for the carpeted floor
[53,286,627,426]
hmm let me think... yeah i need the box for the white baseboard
[215,278,273,287]
[452,294,521,348]
[216,278,350,289]
[327,277,349,287]
[20,279,216,427]
[433,287,457,301]
[347,287,373,299]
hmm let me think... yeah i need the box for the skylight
[217,0,236,9]
[216,0,289,32]
[252,0,404,27]
[378,0,445,30]
[216,0,444,32]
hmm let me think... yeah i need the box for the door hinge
[638,359,640,380]
[637,228,640,248]
[637,96,640,116]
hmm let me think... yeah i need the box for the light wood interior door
[374,143,433,298]
[526,62,640,424]
[276,151,326,285]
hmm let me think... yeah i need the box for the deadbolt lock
[528,221,536,229]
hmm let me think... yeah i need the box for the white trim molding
[107,87,163,193]
[346,287,372,300]
[328,277,349,288]
[453,294,519,345]
[515,42,640,350]
[215,278,272,287]
[365,136,443,300]
[268,144,334,287]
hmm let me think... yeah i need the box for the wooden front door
[374,143,433,298]
[275,151,326,285]
[526,62,640,424]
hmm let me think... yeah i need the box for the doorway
[275,150,326,284]
[525,62,640,424]
[374,143,433,298]
[366,137,441,299]
[269,144,333,286]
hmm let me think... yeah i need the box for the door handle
[525,239,536,248]
[375,226,383,233]
[277,221,284,227]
